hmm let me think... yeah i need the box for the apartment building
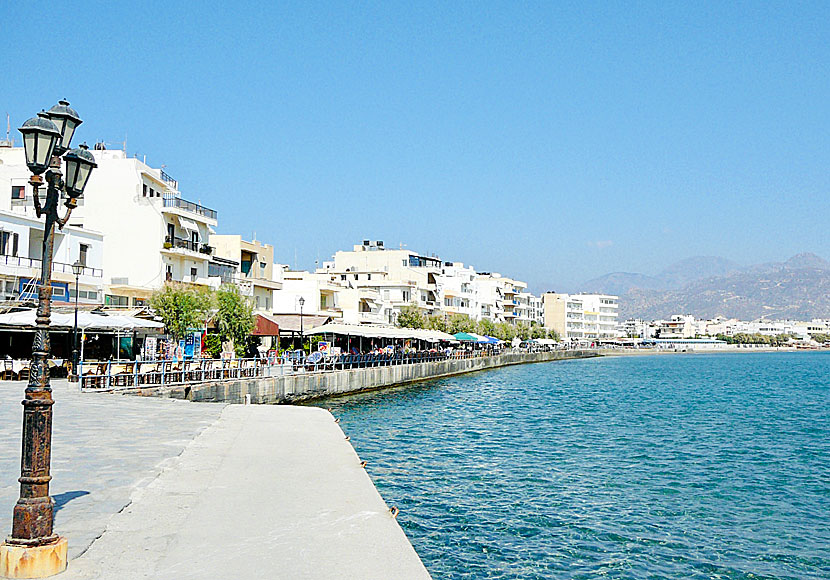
[543,292,620,340]
[210,235,282,311]
[0,145,105,305]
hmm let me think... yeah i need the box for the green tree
[397,304,425,329]
[476,318,496,337]
[203,333,222,358]
[530,322,546,340]
[150,283,213,340]
[494,322,516,341]
[546,328,560,341]
[448,314,475,334]
[214,284,255,356]
[425,315,449,333]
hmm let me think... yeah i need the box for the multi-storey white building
[543,292,620,340]
[72,147,219,306]
[0,145,105,305]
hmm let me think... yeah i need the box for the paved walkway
[1,380,431,579]
[1,379,224,560]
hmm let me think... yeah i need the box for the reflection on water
[314,352,830,579]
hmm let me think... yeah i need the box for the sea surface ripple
[314,352,830,579]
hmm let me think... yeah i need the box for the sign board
[317,341,329,354]
[144,336,157,360]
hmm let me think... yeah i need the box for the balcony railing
[164,236,214,255]
[162,194,217,220]
[0,255,102,277]
[159,169,178,190]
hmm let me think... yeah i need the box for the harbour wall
[127,350,598,404]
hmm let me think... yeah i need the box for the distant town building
[542,292,620,340]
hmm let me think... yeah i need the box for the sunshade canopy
[305,323,456,343]
[0,310,164,331]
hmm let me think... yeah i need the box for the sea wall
[127,350,597,404]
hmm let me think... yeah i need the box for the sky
[2,2,828,293]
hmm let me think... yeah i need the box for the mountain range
[582,253,830,320]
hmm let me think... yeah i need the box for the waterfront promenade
[1,380,431,579]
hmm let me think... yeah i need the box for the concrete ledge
[59,405,431,579]
[126,350,597,405]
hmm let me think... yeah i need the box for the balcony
[163,236,214,257]
[0,255,102,277]
[162,195,217,221]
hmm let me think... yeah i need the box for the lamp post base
[0,537,67,579]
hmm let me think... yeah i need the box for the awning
[269,313,332,333]
[0,310,164,331]
[252,313,280,336]
[304,323,457,343]
[177,216,200,234]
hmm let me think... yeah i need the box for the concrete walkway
[2,381,431,579]
[1,380,224,561]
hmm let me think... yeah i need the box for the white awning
[304,323,457,343]
[177,216,200,234]
[0,310,164,331]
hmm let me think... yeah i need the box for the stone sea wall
[127,350,598,404]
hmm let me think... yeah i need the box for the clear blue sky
[3,2,828,292]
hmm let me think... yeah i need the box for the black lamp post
[70,260,83,382]
[298,296,305,352]
[1,100,96,578]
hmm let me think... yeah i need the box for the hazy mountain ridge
[584,253,830,320]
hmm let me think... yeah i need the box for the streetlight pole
[1,101,96,579]
[70,261,83,382]
[298,296,305,353]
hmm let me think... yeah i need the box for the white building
[543,293,620,340]
[73,147,218,306]
[0,145,105,305]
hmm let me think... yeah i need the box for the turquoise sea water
[315,352,830,579]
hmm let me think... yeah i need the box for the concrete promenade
[1,380,431,579]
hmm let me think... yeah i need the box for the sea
[314,352,829,579]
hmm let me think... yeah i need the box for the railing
[78,350,495,391]
[164,236,213,255]
[0,255,102,277]
[162,194,217,220]
[159,169,178,190]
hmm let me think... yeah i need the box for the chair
[2,359,14,380]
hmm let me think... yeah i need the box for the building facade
[543,292,620,340]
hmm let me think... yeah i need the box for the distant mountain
[583,256,742,295]
[582,272,664,296]
[654,256,742,289]
[584,253,830,320]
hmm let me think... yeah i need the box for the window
[11,186,25,200]
[166,265,173,281]
[150,187,155,197]
[340,274,346,281]
[0,231,19,257]
[190,267,197,281]
[79,244,89,267]
[167,223,175,242]
[142,184,148,197]
[353,274,358,280]
[105,294,129,306]
[367,274,372,280]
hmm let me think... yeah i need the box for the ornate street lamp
[70,261,84,383]
[0,101,95,579]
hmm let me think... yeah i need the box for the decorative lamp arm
[57,197,78,230]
